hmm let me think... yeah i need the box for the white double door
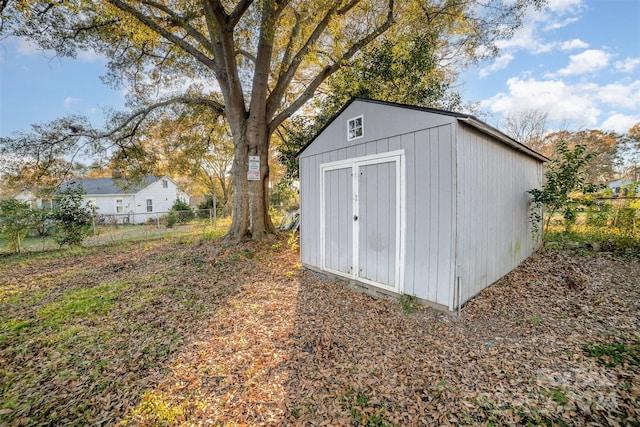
[321,151,403,292]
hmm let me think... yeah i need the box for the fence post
[209,207,213,228]
[213,195,217,230]
[92,215,97,243]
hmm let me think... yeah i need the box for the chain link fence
[2,205,299,253]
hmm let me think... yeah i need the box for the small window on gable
[146,199,153,212]
[162,179,168,188]
[347,115,363,141]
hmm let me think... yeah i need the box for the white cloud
[481,76,640,131]
[543,16,580,31]
[64,96,81,108]
[558,49,610,76]
[595,81,640,110]
[560,39,589,51]
[481,77,601,127]
[615,57,640,73]
[601,114,640,133]
[546,0,584,13]
[479,53,514,78]
[15,38,42,55]
[76,49,106,62]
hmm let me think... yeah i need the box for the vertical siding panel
[427,128,439,302]
[436,126,454,306]
[412,129,431,300]
[377,139,389,153]
[366,141,378,156]
[389,135,402,151]
[380,162,392,285]
[313,155,323,267]
[401,133,416,295]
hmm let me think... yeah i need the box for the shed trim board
[320,150,405,293]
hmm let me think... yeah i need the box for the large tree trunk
[226,118,276,242]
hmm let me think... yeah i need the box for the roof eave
[457,117,549,163]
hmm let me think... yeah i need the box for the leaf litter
[0,237,638,426]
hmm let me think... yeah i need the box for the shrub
[170,198,194,223]
[0,198,33,253]
[52,184,93,247]
[528,141,598,244]
[165,212,177,228]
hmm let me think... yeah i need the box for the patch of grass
[38,281,128,328]
[398,293,420,314]
[242,248,255,259]
[584,337,640,368]
[546,223,640,256]
[342,390,395,427]
[540,387,569,405]
[0,319,33,346]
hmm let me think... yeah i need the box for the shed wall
[455,124,543,305]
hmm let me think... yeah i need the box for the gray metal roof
[59,176,162,195]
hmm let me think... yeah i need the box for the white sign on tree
[248,156,260,181]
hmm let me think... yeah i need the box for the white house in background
[60,175,189,224]
[13,190,53,209]
[607,179,640,196]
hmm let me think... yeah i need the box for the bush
[585,202,611,227]
[30,207,54,237]
[0,198,33,253]
[165,212,178,228]
[170,198,195,223]
[529,141,598,244]
[52,185,93,247]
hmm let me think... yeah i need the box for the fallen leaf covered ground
[0,235,638,426]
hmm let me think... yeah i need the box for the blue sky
[463,0,640,133]
[0,0,638,138]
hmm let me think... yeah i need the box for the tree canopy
[3,0,544,240]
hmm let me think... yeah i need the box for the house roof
[59,176,166,195]
[608,179,635,188]
[296,98,549,163]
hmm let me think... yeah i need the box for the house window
[162,179,168,188]
[146,199,153,212]
[347,115,363,141]
[115,199,123,214]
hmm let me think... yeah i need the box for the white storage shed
[297,98,546,311]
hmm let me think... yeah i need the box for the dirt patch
[1,237,638,425]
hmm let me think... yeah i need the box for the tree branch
[228,0,253,28]
[269,0,395,131]
[139,0,215,55]
[102,96,225,141]
[107,0,218,71]
[267,2,341,120]
[204,0,246,115]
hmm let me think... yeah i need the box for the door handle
[353,215,358,221]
